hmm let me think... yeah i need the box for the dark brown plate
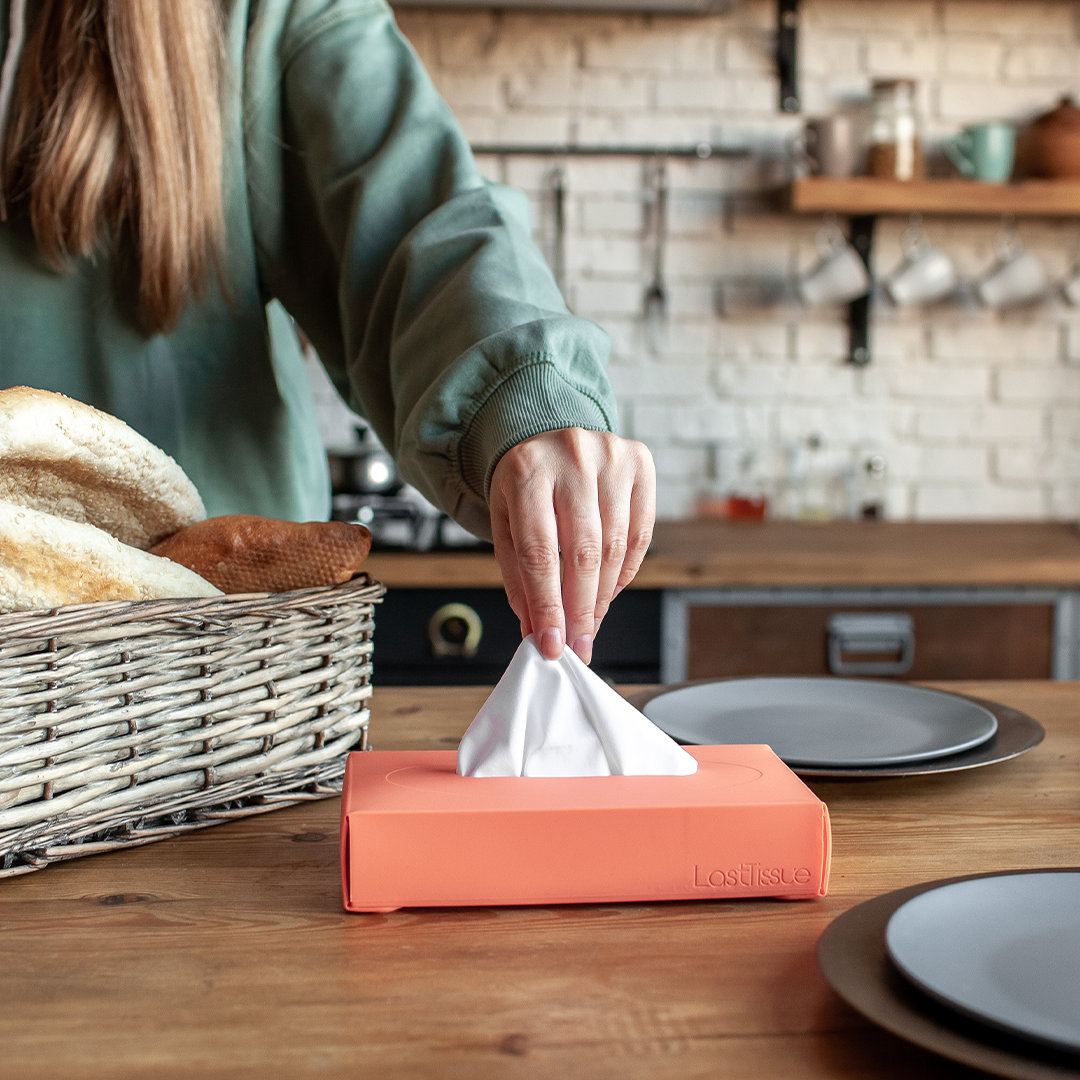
[818,871,1080,1080]
[626,683,1044,778]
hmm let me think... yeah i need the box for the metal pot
[327,448,401,496]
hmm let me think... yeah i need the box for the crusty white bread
[0,386,205,549]
[0,500,221,613]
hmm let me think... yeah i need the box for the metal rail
[470,142,751,158]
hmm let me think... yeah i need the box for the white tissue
[457,635,699,777]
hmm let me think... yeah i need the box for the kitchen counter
[365,520,1080,589]
[1,681,1077,1078]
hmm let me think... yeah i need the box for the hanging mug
[1062,264,1080,306]
[976,229,1048,308]
[884,220,957,306]
[798,220,871,306]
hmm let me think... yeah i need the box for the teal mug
[944,122,1016,183]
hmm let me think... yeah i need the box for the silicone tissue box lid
[340,746,831,913]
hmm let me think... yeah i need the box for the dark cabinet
[373,588,662,685]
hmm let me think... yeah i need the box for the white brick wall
[372,0,1080,520]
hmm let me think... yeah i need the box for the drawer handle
[827,613,914,675]
[428,603,483,658]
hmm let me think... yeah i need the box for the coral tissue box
[341,746,831,912]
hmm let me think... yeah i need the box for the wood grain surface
[1,681,1077,1079]
[363,521,1080,590]
[791,177,1080,216]
[686,604,1054,680]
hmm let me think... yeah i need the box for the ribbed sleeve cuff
[458,360,616,501]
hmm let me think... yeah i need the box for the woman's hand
[488,428,656,664]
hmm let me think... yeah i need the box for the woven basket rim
[0,573,386,639]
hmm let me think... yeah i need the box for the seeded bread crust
[0,386,206,549]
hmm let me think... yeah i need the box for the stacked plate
[632,677,1044,777]
[820,871,1080,1078]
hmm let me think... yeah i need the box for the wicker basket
[0,574,384,877]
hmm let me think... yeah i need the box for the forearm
[249,0,617,537]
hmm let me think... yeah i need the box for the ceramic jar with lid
[1027,96,1080,178]
[867,79,924,181]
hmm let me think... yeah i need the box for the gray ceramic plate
[886,873,1080,1056]
[640,677,998,768]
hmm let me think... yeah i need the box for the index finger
[490,492,532,638]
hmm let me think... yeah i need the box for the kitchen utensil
[1026,96,1080,179]
[548,166,567,298]
[798,219,870,306]
[643,157,668,351]
[638,677,998,768]
[883,219,957,305]
[977,228,1048,307]
[804,112,861,177]
[944,121,1016,183]
[887,873,1080,1055]
[819,871,1080,1080]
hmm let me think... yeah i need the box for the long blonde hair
[2,0,226,334]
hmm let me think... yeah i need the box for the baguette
[150,515,372,594]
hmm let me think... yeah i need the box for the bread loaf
[0,386,205,548]
[150,516,372,594]
[0,500,221,613]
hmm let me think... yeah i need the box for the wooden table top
[364,521,1080,590]
[1,681,1077,1079]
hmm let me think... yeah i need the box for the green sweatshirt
[0,0,616,539]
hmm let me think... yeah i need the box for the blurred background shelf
[365,523,1080,685]
[791,177,1080,216]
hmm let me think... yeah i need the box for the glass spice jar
[866,79,923,181]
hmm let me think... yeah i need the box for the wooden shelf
[791,177,1080,216]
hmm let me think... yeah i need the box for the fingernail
[593,618,602,634]
[572,635,593,663]
[612,585,625,599]
[540,627,563,658]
